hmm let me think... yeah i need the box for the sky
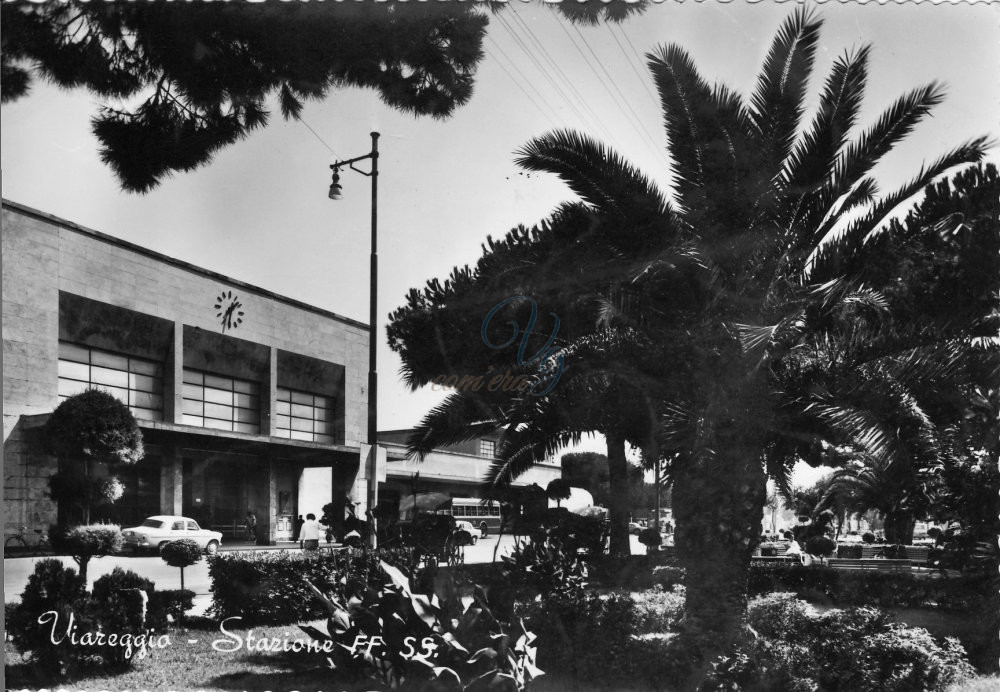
[3,1,998,482]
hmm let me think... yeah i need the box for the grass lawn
[5,617,353,691]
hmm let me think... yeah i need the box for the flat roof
[2,199,369,332]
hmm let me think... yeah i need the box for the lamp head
[328,167,342,200]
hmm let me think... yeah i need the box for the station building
[2,200,371,544]
[2,201,561,544]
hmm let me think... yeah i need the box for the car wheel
[206,540,220,555]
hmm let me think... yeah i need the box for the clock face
[215,290,244,332]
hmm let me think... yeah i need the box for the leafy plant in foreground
[301,560,541,691]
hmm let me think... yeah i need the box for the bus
[445,497,503,536]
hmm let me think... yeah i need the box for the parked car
[454,520,479,545]
[629,522,643,534]
[122,515,223,555]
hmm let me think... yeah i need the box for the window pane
[203,417,233,431]
[314,420,336,435]
[59,342,90,363]
[290,403,314,419]
[291,391,313,405]
[204,402,233,420]
[182,414,204,427]
[129,359,160,376]
[233,379,258,395]
[290,416,314,432]
[277,387,292,402]
[130,406,162,422]
[314,434,336,444]
[234,422,260,434]
[183,370,203,385]
[275,401,291,416]
[289,430,313,441]
[91,351,129,370]
[91,366,129,388]
[203,374,232,390]
[187,521,199,531]
[275,414,291,430]
[274,428,292,438]
[130,391,163,409]
[234,392,257,409]
[94,384,129,404]
[58,378,89,398]
[58,360,91,381]
[182,399,203,415]
[203,387,233,405]
[235,407,258,424]
[129,373,161,393]
[313,395,331,409]
[182,383,204,400]
[312,406,331,422]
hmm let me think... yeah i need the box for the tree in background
[1,1,644,192]
[43,389,144,527]
[545,479,572,508]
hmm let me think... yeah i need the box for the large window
[58,342,164,421]
[182,369,260,433]
[276,387,336,443]
[480,439,496,458]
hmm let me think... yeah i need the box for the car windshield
[141,519,165,528]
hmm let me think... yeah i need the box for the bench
[827,558,911,572]
[903,546,930,565]
[751,555,800,564]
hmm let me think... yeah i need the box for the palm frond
[515,129,672,217]
[749,7,822,182]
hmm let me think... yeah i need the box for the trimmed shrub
[6,559,89,673]
[207,548,387,625]
[92,567,154,603]
[863,532,876,543]
[704,594,976,691]
[631,585,686,634]
[55,523,123,584]
[638,527,662,550]
[837,543,864,559]
[148,589,195,630]
[160,539,203,591]
[652,565,685,589]
[806,535,836,557]
[521,590,636,685]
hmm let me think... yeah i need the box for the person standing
[298,513,321,551]
[294,514,305,541]
[245,510,257,544]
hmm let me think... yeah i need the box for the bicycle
[4,525,50,558]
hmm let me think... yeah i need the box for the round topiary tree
[546,479,572,508]
[805,535,837,559]
[55,523,123,585]
[638,527,662,553]
[160,539,203,592]
[43,389,144,526]
[862,532,876,544]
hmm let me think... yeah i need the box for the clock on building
[215,290,244,333]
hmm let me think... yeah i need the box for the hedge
[206,549,392,625]
[746,563,990,611]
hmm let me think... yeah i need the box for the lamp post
[329,131,380,548]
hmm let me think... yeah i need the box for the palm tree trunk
[605,431,631,558]
[883,510,916,545]
[672,442,766,688]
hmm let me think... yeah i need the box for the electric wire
[485,36,561,124]
[606,22,660,110]
[505,5,620,147]
[298,116,339,158]
[568,21,666,163]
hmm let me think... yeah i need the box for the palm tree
[389,9,994,681]
[509,8,992,678]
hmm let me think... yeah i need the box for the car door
[186,520,205,547]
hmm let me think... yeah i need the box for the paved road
[4,535,647,615]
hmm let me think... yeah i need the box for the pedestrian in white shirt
[298,513,321,551]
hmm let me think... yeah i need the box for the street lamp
[328,131,380,548]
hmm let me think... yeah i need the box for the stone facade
[2,201,370,543]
